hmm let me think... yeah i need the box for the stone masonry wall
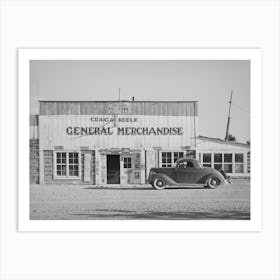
[43,150,95,184]
[30,139,39,184]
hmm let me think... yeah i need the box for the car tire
[206,176,221,189]
[152,178,166,190]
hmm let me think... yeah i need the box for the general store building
[29,100,250,185]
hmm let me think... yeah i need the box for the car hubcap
[211,179,217,186]
[157,180,163,187]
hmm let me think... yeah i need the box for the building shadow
[70,208,250,220]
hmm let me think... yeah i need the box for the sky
[30,60,250,142]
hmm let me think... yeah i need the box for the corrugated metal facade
[39,101,198,116]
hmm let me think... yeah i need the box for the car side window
[178,161,194,168]
[186,161,194,168]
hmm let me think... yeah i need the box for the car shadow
[83,186,206,190]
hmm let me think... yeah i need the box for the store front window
[223,153,233,173]
[235,153,244,173]
[162,152,172,167]
[161,151,184,167]
[54,151,81,178]
[202,153,212,167]
[214,153,222,170]
[123,156,132,169]
[199,152,246,174]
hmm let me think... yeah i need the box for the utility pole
[225,90,233,141]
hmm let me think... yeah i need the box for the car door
[175,161,201,184]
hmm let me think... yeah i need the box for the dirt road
[30,183,250,220]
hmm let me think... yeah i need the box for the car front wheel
[206,176,221,189]
[152,178,166,190]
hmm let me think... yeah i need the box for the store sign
[66,126,183,136]
[66,116,184,136]
[40,114,196,149]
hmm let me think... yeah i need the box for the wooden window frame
[161,151,184,167]
[53,151,82,179]
[200,152,246,174]
[123,156,132,169]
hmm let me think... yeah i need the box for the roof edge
[197,135,250,148]
[38,100,199,103]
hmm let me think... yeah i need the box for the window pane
[69,169,78,176]
[203,153,211,163]
[162,152,172,167]
[214,153,222,162]
[214,164,222,170]
[235,153,244,163]
[235,164,244,173]
[203,164,211,168]
[224,164,232,173]
[224,154,232,163]
[61,165,67,176]
[124,157,132,168]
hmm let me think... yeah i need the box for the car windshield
[177,160,195,168]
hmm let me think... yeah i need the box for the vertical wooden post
[39,149,44,184]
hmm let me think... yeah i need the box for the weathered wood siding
[39,114,198,150]
[40,101,198,116]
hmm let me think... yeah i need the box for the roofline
[197,135,250,148]
[38,100,199,103]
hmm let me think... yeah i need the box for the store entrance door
[107,155,120,184]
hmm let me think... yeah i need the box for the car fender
[152,173,177,186]
[204,170,227,184]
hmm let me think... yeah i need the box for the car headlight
[149,170,157,176]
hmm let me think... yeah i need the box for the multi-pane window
[55,152,80,178]
[200,152,246,174]
[162,152,172,167]
[174,152,184,163]
[69,152,79,176]
[56,152,67,176]
[161,152,184,167]
[123,157,132,169]
[223,153,233,173]
[202,153,212,167]
[235,153,244,173]
[214,153,222,170]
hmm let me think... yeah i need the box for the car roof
[175,157,201,168]
[175,157,197,163]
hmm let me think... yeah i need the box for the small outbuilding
[196,136,250,177]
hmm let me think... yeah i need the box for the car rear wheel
[152,178,166,190]
[206,176,221,189]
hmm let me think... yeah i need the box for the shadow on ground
[84,186,206,190]
[69,208,250,220]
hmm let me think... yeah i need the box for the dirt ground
[30,182,250,220]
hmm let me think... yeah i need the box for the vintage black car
[148,158,230,190]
